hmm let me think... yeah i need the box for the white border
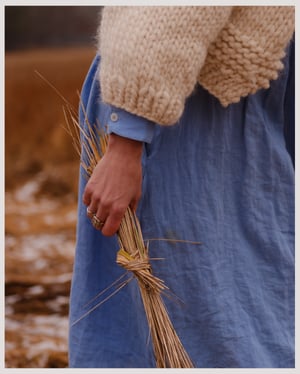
[0,0,298,6]
[1,1,298,373]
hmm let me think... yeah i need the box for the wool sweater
[98,6,294,126]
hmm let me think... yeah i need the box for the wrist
[107,133,143,158]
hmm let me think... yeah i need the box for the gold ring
[92,215,105,230]
[86,207,95,219]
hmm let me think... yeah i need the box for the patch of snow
[7,198,61,215]
[5,341,15,351]
[5,305,14,316]
[43,215,56,225]
[46,296,69,313]
[6,295,22,305]
[14,180,40,203]
[5,235,17,248]
[64,209,77,223]
[55,296,69,305]
[41,273,73,284]
[34,258,50,270]
[15,233,75,261]
[28,340,65,353]
[28,315,69,339]
[26,285,45,295]
[5,317,22,330]
[19,218,29,230]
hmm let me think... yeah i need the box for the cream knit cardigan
[98,6,294,126]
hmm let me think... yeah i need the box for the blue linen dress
[68,40,295,368]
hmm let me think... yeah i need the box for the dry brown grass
[5,47,95,191]
[5,47,95,368]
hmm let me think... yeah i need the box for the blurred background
[5,6,101,367]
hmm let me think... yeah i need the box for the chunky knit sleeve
[98,6,232,125]
[198,6,295,107]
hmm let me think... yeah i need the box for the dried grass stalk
[62,97,194,368]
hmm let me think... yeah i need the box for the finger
[95,202,109,225]
[130,196,141,212]
[130,190,142,212]
[87,199,98,218]
[86,206,95,219]
[130,201,138,212]
[101,206,126,236]
[91,215,106,231]
[82,184,92,206]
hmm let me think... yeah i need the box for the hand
[83,133,143,236]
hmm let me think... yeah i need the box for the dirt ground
[5,46,95,368]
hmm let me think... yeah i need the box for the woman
[69,6,295,368]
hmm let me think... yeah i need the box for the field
[5,46,95,367]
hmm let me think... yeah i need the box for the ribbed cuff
[100,71,184,126]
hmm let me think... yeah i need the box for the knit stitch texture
[198,6,295,106]
[98,6,294,125]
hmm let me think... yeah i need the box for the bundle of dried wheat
[60,95,194,368]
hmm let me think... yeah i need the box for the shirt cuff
[106,105,156,144]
